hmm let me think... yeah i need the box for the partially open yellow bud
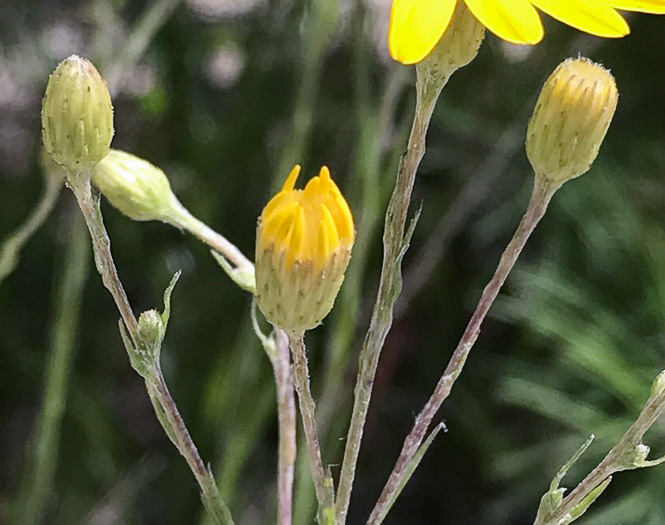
[526,58,618,186]
[41,55,114,174]
[256,165,355,335]
[92,149,178,222]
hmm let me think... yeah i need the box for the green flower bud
[41,55,114,173]
[92,149,179,222]
[526,57,618,186]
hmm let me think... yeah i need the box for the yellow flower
[389,0,665,65]
[255,165,355,334]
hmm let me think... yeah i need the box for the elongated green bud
[41,55,114,173]
[92,149,180,222]
[526,58,618,186]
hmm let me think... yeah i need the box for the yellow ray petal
[464,0,544,44]
[612,0,665,13]
[532,0,629,37]
[388,0,457,65]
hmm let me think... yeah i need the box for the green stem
[539,385,665,525]
[0,175,62,288]
[67,175,233,524]
[334,73,444,524]
[368,177,558,524]
[11,213,89,525]
[168,201,254,273]
[288,333,334,523]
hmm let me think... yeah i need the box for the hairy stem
[274,329,297,525]
[368,177,558,524]
[288,333,334,523]
[334,73,445,523]
[539,385,665,525]
[68,175,233,524]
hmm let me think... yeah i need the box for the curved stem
[0,175,62,288]
[367,177,558,524]
[288,333,334,523]
[169,200,254,273]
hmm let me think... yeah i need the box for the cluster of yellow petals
[389,0,665,65]
[258,165,355,273]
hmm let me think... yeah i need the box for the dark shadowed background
[2,1,665,524]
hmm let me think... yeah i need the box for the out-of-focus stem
[11,214,89,525]
[288,333,334,523]
[368,177,558,524]
[334,74,445,524]
[0,175,63,288]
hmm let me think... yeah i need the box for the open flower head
[526,57,618,185]
[256,165,355,335]
[389,0,665,65]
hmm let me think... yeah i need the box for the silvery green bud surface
[42,55,114,173]
[526,58,618,186]
[417,2,485,83]
[92,149,177,222]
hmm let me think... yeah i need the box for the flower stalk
[288,333,335,524]
[535,376,665,525]
[272,329,297,525]
[334,64,446,523]
[368,176,558,524]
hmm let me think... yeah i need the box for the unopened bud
[526,58,618,186]
[92,149,180,222]
[41,55,114,173]
[256,165,355,335]
[139,309,165,348]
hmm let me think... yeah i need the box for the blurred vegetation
[1,1,665,524]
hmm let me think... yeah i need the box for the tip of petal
[283,165,301,191]
[319,165,332,182]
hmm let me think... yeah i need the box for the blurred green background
[2,1,665,524]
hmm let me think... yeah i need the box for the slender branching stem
[334,74,445,523]
[538,386,665,525]
[288,333,335,523]
[67,174,233,524]
[367,177,558,524]
[273,329,297,525]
